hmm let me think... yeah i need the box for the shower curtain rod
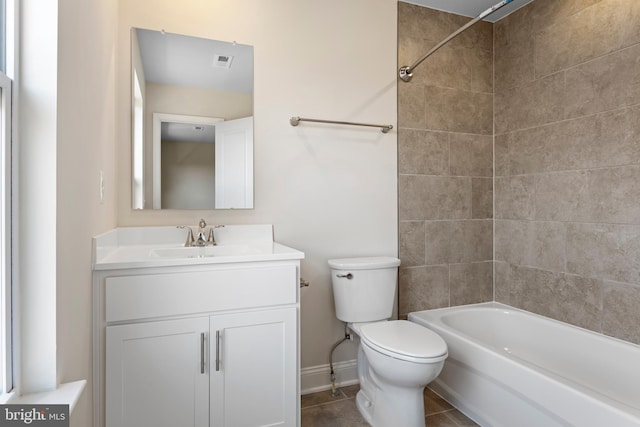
[399,0,514,82]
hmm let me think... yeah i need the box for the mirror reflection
[131,28,254,210]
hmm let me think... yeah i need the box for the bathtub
[408,302,640,427]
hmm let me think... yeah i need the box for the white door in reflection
[214,116,254,209]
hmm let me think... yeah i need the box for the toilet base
[356,383,426,427]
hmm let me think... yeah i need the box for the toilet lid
[359,320,447,362]
[327,256,400,270]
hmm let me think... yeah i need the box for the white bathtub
[408,302,640,427]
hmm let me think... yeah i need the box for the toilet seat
[359,320,447,363]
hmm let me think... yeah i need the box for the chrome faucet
[193,218,206,246]
[177,225,195,247]
[177,219,223,247]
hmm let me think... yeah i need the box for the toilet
[328,256,447,427]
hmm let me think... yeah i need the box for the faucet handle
[206,225,225,246]
[177,225,195,247]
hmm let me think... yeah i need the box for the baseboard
[300,359,358,395]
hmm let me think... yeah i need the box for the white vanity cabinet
[210,308,297,426]
[106,317,210,427]
[106,307,297,427]
[94,254,302,427]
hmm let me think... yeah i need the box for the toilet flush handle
[337,273,353,280]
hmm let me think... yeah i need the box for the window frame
[0,69,11,395]
[0,0,14,396]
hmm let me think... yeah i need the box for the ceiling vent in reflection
[212,54,234,69]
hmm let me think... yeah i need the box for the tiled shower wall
[494,0,640,344]
[398,0,640,345]
[397,4,494,318]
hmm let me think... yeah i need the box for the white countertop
[93,225,304,270]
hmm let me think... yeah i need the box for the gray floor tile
[301,386,476,427]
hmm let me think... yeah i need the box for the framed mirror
[131,28,254,210]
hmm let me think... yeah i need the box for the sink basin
[149,245,256,259]
[93,225,304,269]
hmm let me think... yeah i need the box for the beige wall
[117,0,398,370]
[57,0,118,425]
[161,140,216,209]
[397,4,494,317]
[494,0,640,344]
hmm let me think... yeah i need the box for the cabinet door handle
[215,330,221,372]
[200,333,205,374]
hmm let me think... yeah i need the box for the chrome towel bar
[290,116,393,134]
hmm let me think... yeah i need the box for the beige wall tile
[495,176,536,220]
[494,6,535,93]
[398,4,465,48]
[426,220,492,265]
[528,222,567,273]
[603,281,640,344]
[535,0,640,77]
[424,86,493,135]
[398,4,493,89]
[495,220,529,265]
[534,171,589,222]
[504,107,640,175]
[495,37,534,94]
[398,2,435,41]
[399,38,472,90]
[398,266,449,315]
[565,44,640,120]
[450,262,493,306]
[495,72,566,134]
[510,265,603,331]
[530,0,604,31]
[399,0,640,345]
[425,220,464,265]
[494,134,510,176]
[469,46,493,93]
[449,133,493,177]
[398,129,449,175]
[398,83,426,128]
[501,128,547,175]
[453,17,493,52]
[585,165,640,224]
[566,223,640,284]
[399,175,472,220]
[504,165,640,224]
[472,177,493,219]
[397,36,430,85]
[399,221,425,268]
[495,220,566,272]
[494,261,511,304]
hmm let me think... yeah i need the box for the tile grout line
[300,396,355,410]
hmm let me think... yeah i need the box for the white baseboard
[300,359,358,395]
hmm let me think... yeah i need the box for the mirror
[131,28,254,210]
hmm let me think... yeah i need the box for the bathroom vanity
[92,225,304,427]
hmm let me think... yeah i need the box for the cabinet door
[211,308,297,427]
[106,317,210,427]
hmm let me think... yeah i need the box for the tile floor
[301,384,479,427]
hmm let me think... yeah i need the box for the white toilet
[328,256,448,427]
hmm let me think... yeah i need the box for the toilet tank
[328,257,401,323]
